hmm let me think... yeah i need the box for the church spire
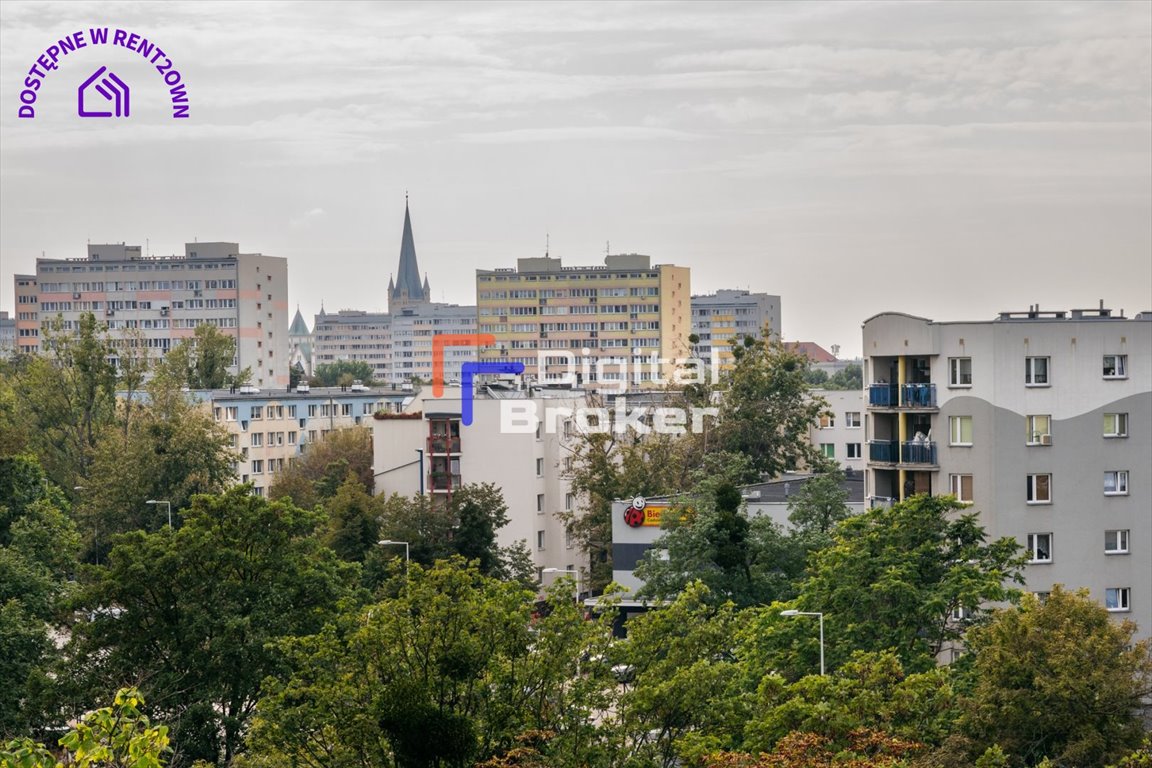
[391,196,426,307]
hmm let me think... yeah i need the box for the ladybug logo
[623,497,646,528]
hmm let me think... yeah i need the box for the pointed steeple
[391,196,426,307]
[423,272,431,298]
[288,305,311,337]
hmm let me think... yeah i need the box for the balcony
[429,472,462,491]
[868,440,938,466]
[868,383,936,409]
[427,436,462,454]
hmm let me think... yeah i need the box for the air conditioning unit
[1040,434,1052,445]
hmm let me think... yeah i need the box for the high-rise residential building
[862,305,1151,638]
[309,200,476,384]
[19,242,289,388]
[13,274,39,355]
[691,289,781,368]
[476,254,691,388]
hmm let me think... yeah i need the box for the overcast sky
[2,0,1149,357]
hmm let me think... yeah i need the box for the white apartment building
[809,389,866,476]
[312,309,392,378]
[200,385,413,497]
[19,242,289,388]
[372,384,585,581]
[691,289,781,368]
[862,305,1151,638]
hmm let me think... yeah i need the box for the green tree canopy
[267,426,373,510]
[157,324,248,390]
[310,360,375,387]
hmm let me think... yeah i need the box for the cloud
[290,207,326,229]
[457,125,701,144]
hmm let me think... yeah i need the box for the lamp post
[378,539,410,576]
[145,499,172,528]
[415,449,425,496]
[780,609,825,676]
[541,567,581,606]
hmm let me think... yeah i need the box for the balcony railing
[901,440,937,465]
[869,440,938,465]
[868,383,937,408]
[427,436,462,454]
[869,440,899,463]
[429,473,462,491]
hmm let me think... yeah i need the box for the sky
[1,0,1149,358]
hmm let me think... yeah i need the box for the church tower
[390,197,430,310]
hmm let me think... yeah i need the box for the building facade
[13,274,39,355]
[862,306,1152,637]
[809,389,867,476]
[0,311,15,358]
[691,289,781,368]
[311,309,392,378]
[476,253,691,388]
[372,385,585,580]
[18,242,290,388]
[200,385,413,497]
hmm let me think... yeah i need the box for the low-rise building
[809,389,866,475]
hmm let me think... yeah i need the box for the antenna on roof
[606,240,610,256]
[545,233,549,257]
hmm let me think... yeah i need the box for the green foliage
[1,687,169,768]
[66,487,357,766]
[786,470,851,538]
[310,361,375,387]
[321,475,380,562]
[958,587,1152,767]
[156,324,246,390]
[806,364,863,391]
[268,427,373,510]
[715,338,827,477]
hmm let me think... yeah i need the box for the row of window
[949,354,1129,386]
[947,413,1129,445]
[1024,529,1133,563]
[817,411,863,429]
[820,443,863,459]
[948,471,1129,503]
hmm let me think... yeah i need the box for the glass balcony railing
[868,383,937,408]
[901,440,937,465]
[869,440,899,462]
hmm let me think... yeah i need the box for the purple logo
[17,27,189,119]
[78,66,129,117]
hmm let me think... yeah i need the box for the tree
[321,474,380,563]
[825,363,862,391]
[745,495,1026,676]
[786,470,852,547]
[243,559,613,768]
[956,587,1152,767]
[635,475,805,608]
[310,361,375,387]
[703,729,924,768]
[451,483,510,577]
[157,324,247,390]
[714,338,827,478]
[65,487,357,767]
[268,427,373,510]
[1,687,170,768]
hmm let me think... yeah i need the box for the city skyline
[2,1,1150,358]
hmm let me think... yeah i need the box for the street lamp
[780,609,825,676]
[145,499,172,528]
[542,567,582,606]
[378,539,410,576]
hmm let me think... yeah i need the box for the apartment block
[14,274,39,354]
[809,389,867,475]
[476,253,691,388]
[862,306,1151,638]
[200,385,413,497]
[691,289,781,368]
[20,242,289,388]
[312,309,392,378]
[372,385,584,580]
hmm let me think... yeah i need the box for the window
[1025,356,1049,386]
[536,458,544,476]
[250,406,263,420]
[536,493,545,513]
[820,443,835,459]
[1026,474,1051,504]
[1025,415,1051,445]
[1103,413,1128,438]
[949,416,973,446]
[1102,355,1127,379]
[1105,529,1130,555]
[845,412,861,428]
[846,443,862,459]
[949,474,973,503]
[1026,533,1052,563]
[225,406,237,421]
[949,357,972,386]
[250,433,263,447]
[818,413,835,429]
[1104,470,1129,495]
[536,530,545,551]
[288,431,297,445]
[251,459,264,474]
[565,529,574,549]
[1105,587,1130,612]
[565,492,575,511]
